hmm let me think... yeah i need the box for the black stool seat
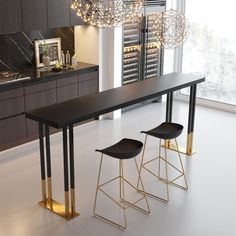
[141,122,183,140]
[96,138,143,159]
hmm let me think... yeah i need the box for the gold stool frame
[138,135,188,202]
[93,154,150,229]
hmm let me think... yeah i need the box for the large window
[181,0,236,106]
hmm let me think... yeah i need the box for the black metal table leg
[38,123,46,203]
[69,124,79,217]
[63,127,70,219]
[187,84,197,155]
[45,125,52,207]
[165,93,173,147]
[163,87,197,156]
[37,124,79,219]
[166,92,173,123]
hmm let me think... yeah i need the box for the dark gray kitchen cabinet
[0,96,24,119]
[56,76,78,103]
[78,71,99,97]
[25,81,57,137]
[0,88,24,119]
[0,67,99,150]
[47,0,71,29]
[22,0,47,31]
[0,88,26,148]
[0,115,26,147]
[79,79,98,97]
[57,84,78,103]
[0,0,22,34]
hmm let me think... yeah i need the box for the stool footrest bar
[162,143,195,156]
[137,189,168,203]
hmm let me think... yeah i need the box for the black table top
[25,73,205,129]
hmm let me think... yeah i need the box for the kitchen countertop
[0,62,98,92]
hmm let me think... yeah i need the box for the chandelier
[71,0,143,28]
[153,9,190,49]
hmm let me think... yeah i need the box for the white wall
[74,25,122,119]
[99,27,122,119]
[74,25,99,64]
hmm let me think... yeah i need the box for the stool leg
[94,155,127,229]
[164,146,170,202]
[137,135,169,203]
[175,139,188,190]
[119,158,150,215]
[137,134,148,189]
[93,154,104,215]
[134,158,150,214]
[119,160,122,200]
[158,139,161,178]
[120,160,127,229]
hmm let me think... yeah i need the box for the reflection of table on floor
[25,72,205,219]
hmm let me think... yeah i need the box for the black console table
[25,72,205,219]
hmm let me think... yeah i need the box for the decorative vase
[42,55,50,67]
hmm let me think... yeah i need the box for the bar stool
[138,122,188,202]
[93,138,150,229]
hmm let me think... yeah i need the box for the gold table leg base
[161,143,195,156]
[39,199,80,220]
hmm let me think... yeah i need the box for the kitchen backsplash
[0,27,74,71]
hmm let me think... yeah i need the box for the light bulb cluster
[71,0,143,28]
[152,9,190,49]
[147,43,159,49]
[124,46,139,53]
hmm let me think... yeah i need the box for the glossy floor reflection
[0,101,236,236]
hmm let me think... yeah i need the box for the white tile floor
[0,101,236,236]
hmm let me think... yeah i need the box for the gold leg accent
[41,179,47,203]
[161,133,195,156]
[39,198,79,219]
[39,180,79,219]
[70,189,76,217]
[187,132,194,155]
[65,191,70,219]
[164,139,171,148]
[47,177,53,209]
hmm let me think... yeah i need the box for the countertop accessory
[35,38,61,68]
[0,71,30,84]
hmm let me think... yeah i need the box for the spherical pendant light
[153,9,190,49]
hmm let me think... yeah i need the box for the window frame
[174,0,236,113]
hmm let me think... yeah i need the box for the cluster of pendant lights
[70,0,190,49]
[71,0,143,28]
